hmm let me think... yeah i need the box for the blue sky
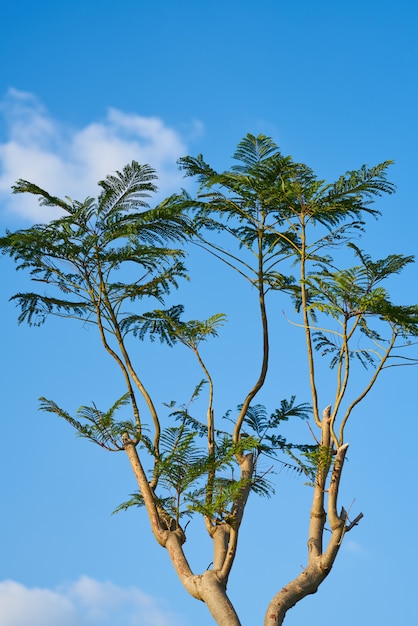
[1,1,418,624]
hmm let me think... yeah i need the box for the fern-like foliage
[177,133,395,291]
[114,422,252,524]
[0,162,192,329]
[39,393,136,451]
[120,305,227,348]
[112,394,314,524]
[298,244,418,371]
[238,400,316,476]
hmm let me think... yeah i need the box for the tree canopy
[1,134,417,626]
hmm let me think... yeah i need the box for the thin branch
[233,227,269,442]
[300,216,320,426]
[338,331,397,443]
[346,512,364,532]
[191,237,255,283]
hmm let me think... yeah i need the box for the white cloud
[343,540,363,554]
[0,580,76,626]
[0,577,182,626]
[0,88,200,221]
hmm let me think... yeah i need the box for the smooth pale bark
[211,525,230,570]
[124,405,362,626]
[198,571,242,626]
[165,534,242,625]
[124,436,243,625]
[263,413,357,626]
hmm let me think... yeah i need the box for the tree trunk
[198,570,242,626]
[124,439,242,625]
[263,434,355,626]
[263,561,331,626]
[165,533,241,625]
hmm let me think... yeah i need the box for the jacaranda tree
[1,135,417,625]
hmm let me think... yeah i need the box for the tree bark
[263,558,334,626]
[165,532,242,625]
[263,436,354,626]
[124,438,242,625]
[197,570,242,626]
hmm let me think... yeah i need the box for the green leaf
[39,393,134,451]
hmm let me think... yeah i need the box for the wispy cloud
[0,576,183,626]
[0,88,201,221]
[343,540,363,554]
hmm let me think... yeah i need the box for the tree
[1,135,417,626]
